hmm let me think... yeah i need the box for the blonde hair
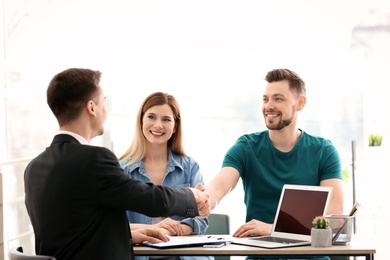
[119,92,186,164]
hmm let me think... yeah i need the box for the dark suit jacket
[24,134,199,260]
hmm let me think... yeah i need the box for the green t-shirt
[222,129,342,224]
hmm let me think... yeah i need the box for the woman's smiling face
[142,104,176,145]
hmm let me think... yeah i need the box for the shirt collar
[127,148,184,172]
[57,130,89,145]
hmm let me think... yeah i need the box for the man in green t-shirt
[201,68,345,259]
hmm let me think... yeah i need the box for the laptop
[233,184,332,249]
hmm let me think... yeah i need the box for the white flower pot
[311,228,332,247]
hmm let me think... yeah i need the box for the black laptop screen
[273,189,329,235]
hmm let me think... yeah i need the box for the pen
[207,236,224,240]
[348,202,361,216]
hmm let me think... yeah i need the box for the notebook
[142,234,233,249]
[232,184,333,249]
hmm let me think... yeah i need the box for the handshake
[190,183,211,218]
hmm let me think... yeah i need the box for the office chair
[205,213,230,235]
[205,213,230,260]
[9,246,56,260]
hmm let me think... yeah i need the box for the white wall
[2,0,390,259]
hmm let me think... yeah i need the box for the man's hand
[233,219,272,237]
[131,227,169,244]
[190,183,210,218]
[154,218,184,236]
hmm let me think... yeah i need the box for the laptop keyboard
[250,236,307,244]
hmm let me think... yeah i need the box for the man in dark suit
[24,68,210,260]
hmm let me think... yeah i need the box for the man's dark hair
[265,68,306,96]
[47,68,102,126]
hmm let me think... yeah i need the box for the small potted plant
[368,133,383,146]
[311,216,332,247]
[366,132,385,166]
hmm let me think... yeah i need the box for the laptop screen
[273,187,330,236]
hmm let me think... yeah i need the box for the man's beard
[265,109,295,130]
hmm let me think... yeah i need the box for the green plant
[342,165,351,184]
[368,133,383,146]
[312,216,329,229]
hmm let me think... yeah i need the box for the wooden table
[134,240,376,260]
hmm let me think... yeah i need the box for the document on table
[142,235,233,248]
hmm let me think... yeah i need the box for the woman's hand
[154,218,184,236]
[131,227,169,244]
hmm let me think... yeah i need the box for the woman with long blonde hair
[119,92,211,260]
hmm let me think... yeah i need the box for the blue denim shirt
[120,149,213,260]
